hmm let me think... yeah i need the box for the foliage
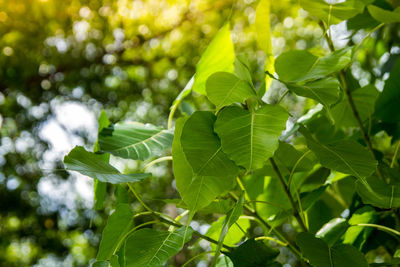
[61,0,400,266]
[2,0,400,266]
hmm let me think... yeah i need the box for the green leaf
[255,0,274,91]
[94,110,111,210]
[99,122,174,160]
[92,261,110,267]
[225,239,281,267]
[216,256,234,267]
[300,127,377,179]
[234,55,253,84]
[368,5,400,23]
[97,204,134,261]
[192,24,235,95]
[256,176,291,226]
[64,146,151,184]
[215,105,288,170]
[110,255,120,267]
[343,206,377,249]
[356,175,400,208]
[275,48,352,82]
[284,78,340,116]
[173,118,235,211]
[181,111,238,177]
[125,227,193,267]
[212,194,245,266]
[296,232,368,267]
[206,72,256,111]
[375,59,400,123]
[206,217,250,248]
[331,85,379,128]
[316,218,349,246]
[300,0,369,25]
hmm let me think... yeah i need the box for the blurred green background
[1,0,395,266]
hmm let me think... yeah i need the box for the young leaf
[367,5,400,23]
[192,24,235,95]
[356,175,400,208]
[206,72,256,111]
[255,0,274,91]
[124,226,193,267]
[296,232,368,267]
[299,127,377,179]
[224,239,281,267]
[173,118,235,211]
[180,111,238,177]
[97,204,134,261]
[63,146,151,184]
[99,122,173,160]
[215,105,288,170]
[375,59,400,123]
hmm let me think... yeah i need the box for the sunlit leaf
[215,105,288,170]
[206,72,256,111]
[192,24,235,95]
[255,0,274,92]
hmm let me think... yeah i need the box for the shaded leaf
[356,175,400,208]
[300,127,377,179]
[368,5,400,23]
[375,58,400,123]
[316,218,349,246]
[215,105,288,170]
[332,85,379,128]
[173,118,235,211]
[296,232,368,267]
[275,48,352,82]
[97,204,134,261]
[99,122,173,160]
[181,111,238,177]
[125,227,193,267]
[225,239,281,267]
[64,146,151,184]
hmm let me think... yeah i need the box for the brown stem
[269,158,308,232]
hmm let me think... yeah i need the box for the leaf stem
[354,223,400,237]
[126,183,153,212]
[254,236,288,246]
[143,156,173,171]
[269,158,308,232]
